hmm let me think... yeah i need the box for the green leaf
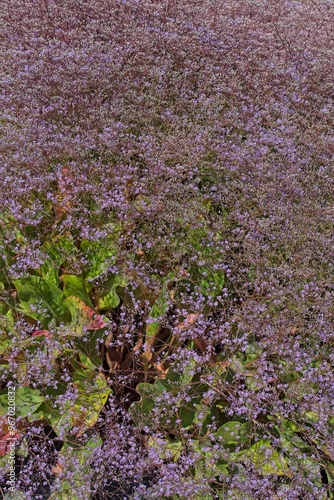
[0,337,11,356]
[74,330,104,366]
[216,421,250,446]
[0,387,44,418]
[47,404,73,438]
[130,381,167,423]
[3,491,26,499]
[179,405,196,429]
[48,435,102,499]
[146,286,170,344]
[40,236,76,285]
[148,436,183,462]
[166,358,197,386]
[61,275,93,307]
[13,276,70,327]
[0,256,10,284]
[191,438,230,480]
[71,373,111,434]
[81,238,118,281]
[96,287,120,309]
[78,351,98,370]
[243,439,289,476]
[60,297,105,365]
[0,309,15,342]
[43,374,111,438]
[199,268,225,298]
[94,272,128,310]
[137,380,167,400]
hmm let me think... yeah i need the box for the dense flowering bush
[0,0,334,498]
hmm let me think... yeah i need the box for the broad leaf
[0,387,44,418]
[146,286,170,344]
[65,296,106,335]
[61,275,93,307]
[40,237,76,285]
[81,238,118,281]
[243,439,289,476]
[199,267,225,298]
[14,276,70,327]
[96,288,120,309]
[216,421,250,446]
[49,436,102,499]
[95,273,128,310]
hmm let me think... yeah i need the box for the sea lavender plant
[0,0,334,498]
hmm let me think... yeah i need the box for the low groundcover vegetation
[0,0,333,498]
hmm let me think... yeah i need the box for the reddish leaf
[80,304,106,330]
[0,432,21,457]
[32,330,52,339]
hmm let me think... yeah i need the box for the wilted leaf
[175,313,200,334]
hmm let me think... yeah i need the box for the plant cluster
[0,0,334,498]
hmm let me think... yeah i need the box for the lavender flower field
[0,1,333,498]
